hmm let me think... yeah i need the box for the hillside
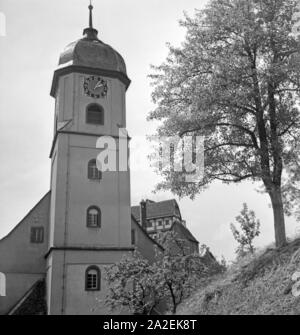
[177,238,300,315]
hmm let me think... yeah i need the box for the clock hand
[94,81,104,90]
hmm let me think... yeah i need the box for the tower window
[86,104,104,125]
[87,206,101,228]
[88,159,102,180]
[85,266,101,291]
[30,227,44,243]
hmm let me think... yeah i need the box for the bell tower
[46,3,133,315]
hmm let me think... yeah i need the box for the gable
[132,199,181,221]
[0,192,51,273]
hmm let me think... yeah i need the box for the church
[0,4,201,315]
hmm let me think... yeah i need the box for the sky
[0,0,299,261]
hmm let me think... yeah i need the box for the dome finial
[83,0,98,40]
[88,0,93,29]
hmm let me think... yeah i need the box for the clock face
[83,76,108,98]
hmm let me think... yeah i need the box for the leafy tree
[149,0,300,248]
[104,251,162,315]
[281,144,300,222]
[156,231,222,314]
[104,233,223,314]
[231,203,261,257]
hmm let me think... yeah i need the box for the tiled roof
[8,279,47,315]
[172,221,199,244]
[131,199,181,221]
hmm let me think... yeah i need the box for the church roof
[58,3,126,75]
[51,3,130,97]
[8,280,47,315]
[58,37,127,76]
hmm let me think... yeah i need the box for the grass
[177,238,300,315]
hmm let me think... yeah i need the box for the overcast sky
[0,0,299,261]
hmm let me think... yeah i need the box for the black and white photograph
[1,0,300,320]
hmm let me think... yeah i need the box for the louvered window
[86,104,104,125]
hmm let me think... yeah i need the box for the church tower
[46,3,133,315]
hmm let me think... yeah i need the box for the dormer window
[86,104,104,125]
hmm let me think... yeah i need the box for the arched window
[86,104,104,125]
[88,159,102,180]
[0,272,6,297]
[85,266,101,291]
[87,206,101,228]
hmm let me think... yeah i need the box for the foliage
[220,256,228,270]
[104,251,162,315]
[282,143,300,221]
[230,203,261,257]
[155,231,215,313]
[105,232,223,314]
[148,0,300,248]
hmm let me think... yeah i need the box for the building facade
[132,199,199,254]
[0,5,199,315]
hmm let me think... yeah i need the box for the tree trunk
[269,187,287,248]
[167,283,177,314]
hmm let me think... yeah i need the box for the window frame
[146,220,152,229]
[88,159,102,181]
[86,206,101,228]
[30,226,44,244]
[85,266,101,291]
[156,219,164,229]
[165,218,172,228]
[86,104,104,125]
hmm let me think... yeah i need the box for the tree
[104,233,223,314]
[104,251,162,315]
[156,231,222,314]
[149,0,300,248]
[230,203,261,257]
